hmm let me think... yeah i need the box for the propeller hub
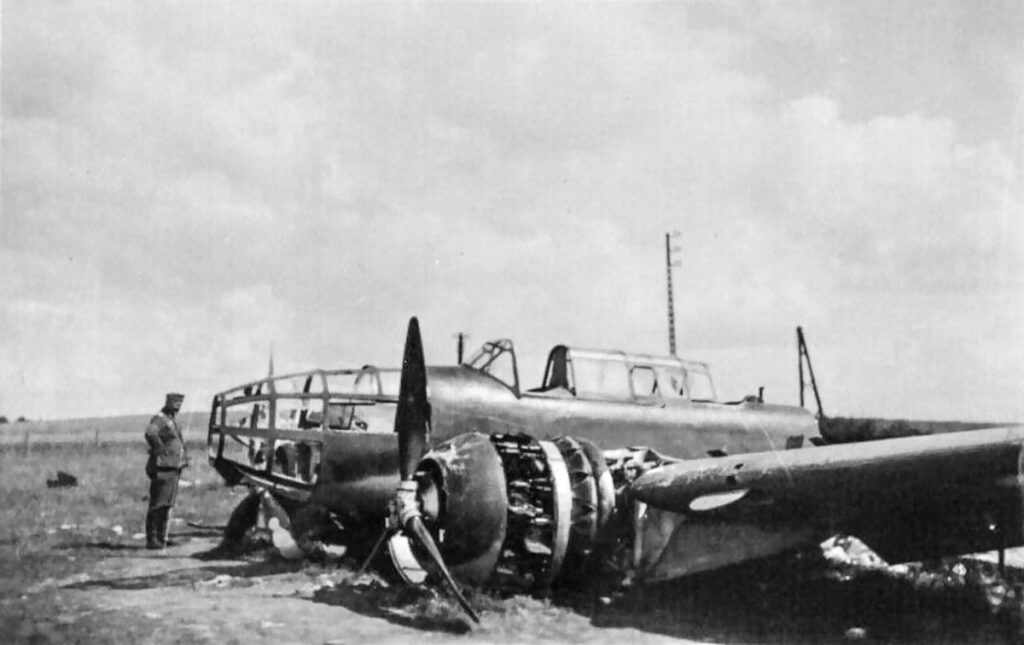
[395,480,421,527]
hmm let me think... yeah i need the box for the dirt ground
[1,532,695,645]
[5,529,1024,645]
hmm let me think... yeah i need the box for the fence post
[94,428,100,446]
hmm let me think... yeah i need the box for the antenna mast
[453,332,469,364]
[665,232,681,355]
[796,326,825,418]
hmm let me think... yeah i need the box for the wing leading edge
[632,425,1024,564]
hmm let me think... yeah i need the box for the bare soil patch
[5,534,1024,645]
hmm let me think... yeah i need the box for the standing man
[144,392,188,550]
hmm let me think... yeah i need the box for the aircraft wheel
[223,488,262,545]
[258,491,305,559]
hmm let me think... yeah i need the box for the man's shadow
[63,552,304,592]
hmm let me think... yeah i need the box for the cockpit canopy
[465,339,716,403]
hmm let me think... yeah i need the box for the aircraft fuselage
[305,364,818,527]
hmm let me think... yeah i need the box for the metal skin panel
[307,432,398,526]
[634,505,817,582]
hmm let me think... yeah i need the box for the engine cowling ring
[413,432,509,586]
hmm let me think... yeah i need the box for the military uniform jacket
[145,413,188,470]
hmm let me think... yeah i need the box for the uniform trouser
[146,468,181,546]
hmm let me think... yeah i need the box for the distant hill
[0,411,211,446]
[4,410,1017,448]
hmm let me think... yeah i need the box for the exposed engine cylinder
[415,432,618,592]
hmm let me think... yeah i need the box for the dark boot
[146,509,164,549]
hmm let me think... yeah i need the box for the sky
[2,1,1022,422]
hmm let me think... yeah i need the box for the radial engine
[393,432,666,592]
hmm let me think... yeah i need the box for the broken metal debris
[46,471,78,488]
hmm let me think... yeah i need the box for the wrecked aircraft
[208,318,1024,622]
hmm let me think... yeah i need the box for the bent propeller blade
[391,318,479,623]
[395,317,430,481]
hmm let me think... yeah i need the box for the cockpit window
[465,339,519,393]
[631,365,658,398]
[573,356,632,401]
[688,369,717,401]
[353,366,381,396]
[654,366,687,398]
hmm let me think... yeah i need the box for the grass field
[0,435,242,598]
[4,415,1024,643]
[0,424,250,645]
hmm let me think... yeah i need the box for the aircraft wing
[631,425,1024,564]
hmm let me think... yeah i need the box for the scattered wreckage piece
[46,471,78,488]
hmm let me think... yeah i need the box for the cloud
[765,96,1023,294]
[2,2,1021,421]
